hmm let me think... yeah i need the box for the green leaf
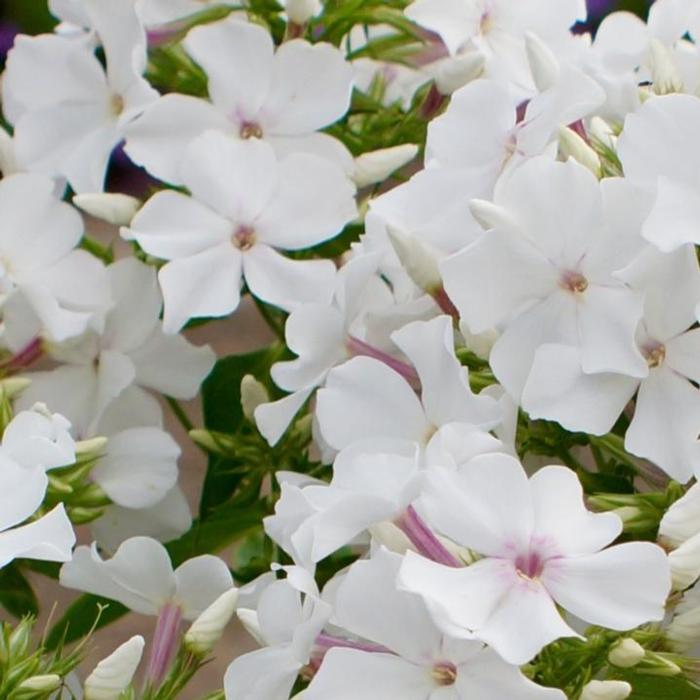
[624,674,700,700]
[0,565,38,618]
[199,346,281,518]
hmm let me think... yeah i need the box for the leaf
[199,346,280,518]
[45,596,128,649]
[624,674,700,700]
[0,564,38,618]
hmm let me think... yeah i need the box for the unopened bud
[468,199,516,232]
[184,588,239,656]
[386,227,442,293]
[580,680,632,700]
[75,436,108,460]
[241,375,269,422]
[659,484,700,548]
[608,638,645,668]
[649,39,683,95]
[558,127,601,177]
[353,144,419,188]
[189,429,237,456]
[285,0,322,24]
[589,116,617,150]
[369,521,415,555]
[84,635,145,700]
[16,674,62,695]
[237,609,266,646]
[639,651,682,676]
[73,193,142,226]
[525,32,560,92]
[434,52,485,94]
[669,533,700,590]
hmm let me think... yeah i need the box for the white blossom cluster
[1,0,700,698]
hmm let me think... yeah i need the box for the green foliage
[0,566,38,618]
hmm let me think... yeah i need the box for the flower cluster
[0,0,700,699]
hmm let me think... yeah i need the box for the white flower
[59,536,234,618]
[399,455,670,664]
[316,315,501,453]
[17,258,216,436]
[441,157,649,404]
[305,548,565,700]
[125,17,354,185]
[2,0,157,192]
[126,131,356,333]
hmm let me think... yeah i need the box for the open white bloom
[60,536,234,619]
[399,455,670,664]
[2,0,157,193]
[0,173,108,351]
[442,157,648,402]
[125,17,354,185]
[17,258,216,436]
[405,0,586,91]
[225,568,331,700]
[306,548,565,700]
[316,315,501,453]
[0,455,75,569]
[618,94,700,251]
[127,131,356,333]
[84,635,145,700]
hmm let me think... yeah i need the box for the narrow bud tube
[147,603,183,687]
[395,505,462,568]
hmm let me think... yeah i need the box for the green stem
[166,397,194,433]
[252,297,285,341]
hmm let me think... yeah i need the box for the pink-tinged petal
[305,648,434,700]
[543,542,671,630]
[625,367,700,483]
[422,456,533,556]
[158,243,243,334]
[255,153,357,250]
[522,344,638,435]
[490,292,578,401]
[441,228,558,335]
[475,578,580,665]
[316,356,428,450]
[398,553,515,639]
[262,40,353,135]
[393,316,501,429]
[243,245,336,312]
[529,466,622,555]
[127,189,232,260]
[184,19,274,120]
[0,504,75,568]
[124,94,231,185]
[333,549,443,661]
[427,79,516,173]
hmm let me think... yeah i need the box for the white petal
[243,245,335,312]
[543,542,671,629]
[643,176,700,251]
[316,357,428,450]
[0,460,48,532]
[174,555,234,619]
[255,389,315,447]
[405,0,482,55]
[223,647,301,700]
[667,329,700,385]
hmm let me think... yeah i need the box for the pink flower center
[233,225,256,251]
[642,341,666,369]
[432,661,458,686]
[515,551,545,580]
[560,270,589,294]
[240,121,263,139]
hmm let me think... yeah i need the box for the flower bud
[660,484,700,548]
[468,199,516,232]
[386,227,442,293]
[558,127,601,177]
[589,116,617,150]
[580,680,632,700]
[353,144,419,188]
[525,32,560,92]
[84,635,145,700]
[608,638,645,668]
[649,39,683,95]
[184,588,239,656]
[241,375,269,421]
[75,436,108,461]
[0,377,31,399]
[669,533,700,590]
[434,52,485,94]
[369,521,415,555]
[285,0,322,24]
[73,193,142,226]
[16,674,62,695]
